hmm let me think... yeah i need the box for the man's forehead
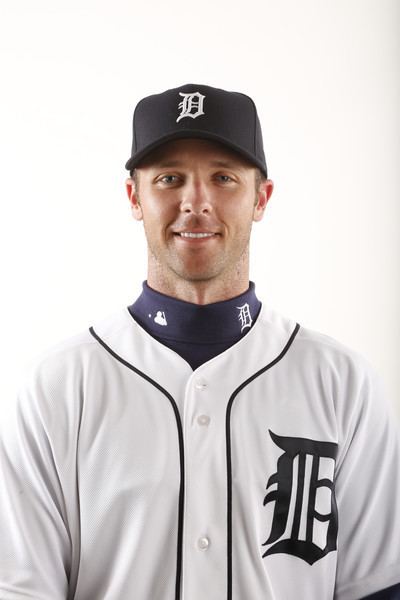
[137,138,255,170]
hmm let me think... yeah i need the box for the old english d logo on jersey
[262,430,338,565]
[176,92,206,122]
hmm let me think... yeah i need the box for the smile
[179,232,216,238]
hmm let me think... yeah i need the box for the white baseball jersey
[1,303,400,599]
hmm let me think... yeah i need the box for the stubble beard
[145,224,253,286]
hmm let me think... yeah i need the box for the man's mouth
[178,232,217,239]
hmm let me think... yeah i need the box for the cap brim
[125,130,268,178]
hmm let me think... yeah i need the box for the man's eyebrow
[151,159,246,169]
[209,160,246,170]
[152,160,182,168]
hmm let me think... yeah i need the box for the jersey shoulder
[285,309,373,374]
[262,307,396,443]
[20,307,130,389]
[259,304,385,404]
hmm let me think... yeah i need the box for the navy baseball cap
[125,83,268,178]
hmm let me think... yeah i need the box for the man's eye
[216,175,233,183]
[159,175,179,184]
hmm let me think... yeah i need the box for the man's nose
[180,179,213,214]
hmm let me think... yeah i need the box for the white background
[1,0,399,415]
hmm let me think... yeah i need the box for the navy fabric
[127,281,261,370]
[361,584,400,599]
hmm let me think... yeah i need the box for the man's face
[126,138,273,286]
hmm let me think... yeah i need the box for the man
[1,83,400,599]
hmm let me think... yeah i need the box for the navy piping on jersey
[89,325,185,600]
[225,322,300,599]
[89,317,300,599]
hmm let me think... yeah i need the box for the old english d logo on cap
[176,92,206,123]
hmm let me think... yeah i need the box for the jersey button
[195,379,207,391]
[197,537,210,550]
[197,414,210,426]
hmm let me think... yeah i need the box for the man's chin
[166,255,223,283]
[173,269,220,283]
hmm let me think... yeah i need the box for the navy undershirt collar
[128,281,261,344]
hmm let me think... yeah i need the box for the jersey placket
[181,368,228,600]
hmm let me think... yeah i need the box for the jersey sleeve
[334,359,400,600]
[0,366,72,599]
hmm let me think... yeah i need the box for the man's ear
[126,178,143,221]
[253,179,274,222]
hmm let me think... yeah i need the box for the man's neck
[146,273,250,305]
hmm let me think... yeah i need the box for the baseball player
[1,84,400,599]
